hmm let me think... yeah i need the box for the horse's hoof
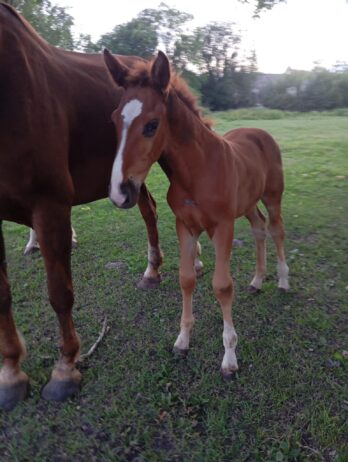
[195,266,204,278]
[173,346,189,357]
[278,287,289,294]
[221,368,238,381]
[248,285,261,294]
[41,378,80,402]
[137,275,161,290]
[0,380,29,411]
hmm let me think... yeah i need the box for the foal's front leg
[173,219,198,355]
[212,223,239,378]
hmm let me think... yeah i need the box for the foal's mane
[0,2,49,49]
[124,58,213,129]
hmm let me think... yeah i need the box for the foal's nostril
[119,179,139,209]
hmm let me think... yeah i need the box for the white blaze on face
[109,99,143,206]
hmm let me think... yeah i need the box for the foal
[103,50,289,377]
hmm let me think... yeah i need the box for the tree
[191,23,241,77]
[96,3,194,61]
[186,22,257,110]
[240,0,286,16]
[139,3,193,58]
[96,17,158,58]
[4,0,77,50]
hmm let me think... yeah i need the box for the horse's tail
[0,220,6,267]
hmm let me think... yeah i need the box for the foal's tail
[248,128,285,201]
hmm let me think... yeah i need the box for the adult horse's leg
[173,219,198,355]
[136,184,163,289]
[212,223,239,379]
[33,204,81,401]
[263,199,290,291]
[246,206,267,292]
[0,221,29,410]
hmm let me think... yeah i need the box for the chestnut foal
[103,50,290,377]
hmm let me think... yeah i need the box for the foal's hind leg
[24,226,77,255]
[246,206,267,292]
[137,184,163,289]
[263,199,289,291]
[24,228,40,255]
[0,223,29,410]
[33,204,81,401]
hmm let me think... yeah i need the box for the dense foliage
[4,0,78,49]
[260,69,348,111]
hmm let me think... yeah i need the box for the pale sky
[55,0,348,73]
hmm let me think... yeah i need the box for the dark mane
[124,58,213,129]
[0,2,50,49]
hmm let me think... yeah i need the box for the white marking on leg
[24,229,39,255]
[174,316,195,351]
[109,99,143,206]
[71,227,77,246]
[221,321,238,372]
[144,244,160,279]
[250,274,263,290]
[277,260,289,290]
[194,241,204,275]
[174,328,191,351]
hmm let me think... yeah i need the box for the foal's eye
[143,119,159,138]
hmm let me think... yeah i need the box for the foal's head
[104,50,171,209]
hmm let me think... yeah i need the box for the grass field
[1,110,347,461]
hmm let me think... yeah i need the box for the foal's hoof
[248,285,261,294]
[137,275,161,290]
[278,287,289,294]
[23,245,40,256]
[173,346,189,358]
[221,368,238,381]
[0,380,29,411]
[195,265,204,279]
[42,378,80,402]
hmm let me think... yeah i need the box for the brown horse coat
[0,4,162,410]
[103,50,290,378]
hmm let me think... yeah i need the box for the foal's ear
[103,49,128,87]
[151,50,171,92]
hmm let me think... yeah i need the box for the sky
[55,0,348,74]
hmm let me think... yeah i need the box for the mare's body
[0,4,162,410]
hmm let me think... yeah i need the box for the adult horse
[0,3,163,410]
[103,50,290,378]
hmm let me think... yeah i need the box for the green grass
[1,111,347,461]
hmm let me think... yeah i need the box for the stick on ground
[79,314,109,362]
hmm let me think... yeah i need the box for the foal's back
[223,127,285,207]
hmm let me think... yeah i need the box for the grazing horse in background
[103,49,290,378]
[0,3,164,410]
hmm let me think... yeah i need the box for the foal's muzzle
[110,179,140,209]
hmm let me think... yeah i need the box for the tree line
[6,0,348,112]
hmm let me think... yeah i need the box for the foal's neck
[162,90,223,188]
